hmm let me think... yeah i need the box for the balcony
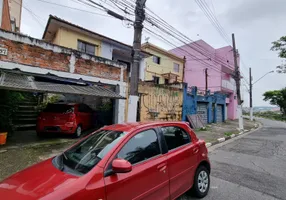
[222,78,236,92]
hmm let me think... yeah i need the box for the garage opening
[0,69,124,146]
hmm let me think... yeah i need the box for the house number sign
[0,47,8,56]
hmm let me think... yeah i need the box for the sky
[20,0,286,107]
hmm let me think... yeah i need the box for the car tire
[191,166,210,198]
[74,125,82,138]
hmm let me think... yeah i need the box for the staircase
[14,100,39,130]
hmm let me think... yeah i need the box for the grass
[195,127,208,132]
[224,132,234,137]
[254,111,286,122]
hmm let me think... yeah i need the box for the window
[77,40,97,55]
[173,63,180,73]
[153,56,161,64]
[153,76,160,84]
[161,126,191,150]
[44,104,74,114]
[61,130,126,174]
[165,79,169,84]
[117,129,161,165]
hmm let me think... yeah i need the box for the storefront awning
[0,70,125,99]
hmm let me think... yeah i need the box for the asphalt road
[180,118,286,200]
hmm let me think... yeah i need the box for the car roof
[103,121,189,132]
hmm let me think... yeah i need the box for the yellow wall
[52,27,101,56]
[143,47,184,84]
[138,82,183,121]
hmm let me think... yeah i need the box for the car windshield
[44,104,74,113]
[62,130,127,174]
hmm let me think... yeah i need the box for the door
[216,105,223,123]
[161,126,199,199]
[104,129,169,200]
[197,103,208,124]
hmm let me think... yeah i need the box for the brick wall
[0,32,127,81]
[75,58,121,81]
[0,38,70,72]
[1,0,12,31]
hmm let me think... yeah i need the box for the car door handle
[193,148,199,154]
[157,163,167,172]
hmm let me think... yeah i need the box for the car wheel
[74,125,82,138]
[192,166,210,198]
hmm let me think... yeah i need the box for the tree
[263,88,286,116]
[271,36,286,73]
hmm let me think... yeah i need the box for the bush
[0,90,25,132]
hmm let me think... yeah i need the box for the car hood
[0,158,78,200]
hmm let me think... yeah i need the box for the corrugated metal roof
[0,71,125,99]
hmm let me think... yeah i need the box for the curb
[205,122,261,149]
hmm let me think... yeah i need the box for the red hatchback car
[37,103,94,137]
[0,122,210,200]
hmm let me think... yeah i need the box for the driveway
[181,118,286,200]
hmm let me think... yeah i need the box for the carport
[0,69,125,146]
[0,69,124,99]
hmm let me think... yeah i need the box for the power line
[14,0,45,28]
[195,0,231,45]
[31,0,114,18]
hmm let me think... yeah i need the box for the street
[181,118,286,200]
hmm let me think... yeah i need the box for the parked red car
[37,103,94,137]
[0,122,210,200]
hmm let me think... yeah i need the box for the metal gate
[197,103,208,124]
[217,105,223,123]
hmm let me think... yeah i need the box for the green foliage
[271,36,286,73]
[224,132,234,137]
[0,90,25,132]
[263,88,286,116]
[254,111,286,121]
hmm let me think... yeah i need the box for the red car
[0,122,210,200]
[37,103,94,137]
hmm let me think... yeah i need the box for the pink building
[170,40,238,120]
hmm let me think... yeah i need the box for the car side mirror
[112,158,132,174]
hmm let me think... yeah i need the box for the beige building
[142,43,185,84]
[8,0,22,32]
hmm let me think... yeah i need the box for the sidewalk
[195,119,258,144]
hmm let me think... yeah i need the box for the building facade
[170,40,238,120]
[142,42,184,84]
[0,29,127,124]
[43,15,148,82]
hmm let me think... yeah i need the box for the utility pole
[127,0,146,122]
[249,68,253,121]
[182,56,186,82]
[232,33,244,130]
[205,68,208,94]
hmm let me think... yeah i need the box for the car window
[117,129,161,165]
[62,130,127,174]
[161,126,191,151]
[43,104,74,113]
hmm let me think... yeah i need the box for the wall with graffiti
[138,82,183,121]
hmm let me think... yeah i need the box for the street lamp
[253,70,274,85]
[249,70,274,121]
